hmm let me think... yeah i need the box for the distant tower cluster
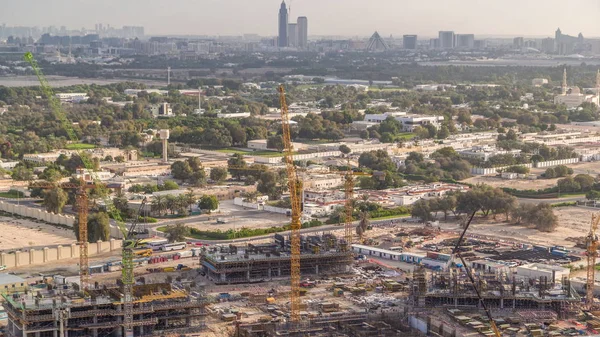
[277,1,308,49]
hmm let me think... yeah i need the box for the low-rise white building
[516,263,570,283]
[532,78,549,86]
[150,103,173,117]
[55,93,89,103]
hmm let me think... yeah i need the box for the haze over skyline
[2,0,600,38]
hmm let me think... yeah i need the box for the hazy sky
[3,0,600,37]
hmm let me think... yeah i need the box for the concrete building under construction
[2,283,206,337]
[200,234,353,284]
[412,267,581,317]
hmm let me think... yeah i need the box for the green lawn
[65,143,96,150]
[0,191,24,198]
[396,133,416,140]
[371,214,411,221]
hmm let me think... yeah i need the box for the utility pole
[167,66,171,86]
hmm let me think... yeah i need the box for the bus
[161,242,187,252]
[133,248,153,257]
[142,239,169,251]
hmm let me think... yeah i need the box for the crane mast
[24,52,136,336]
[278,85,302,322]
[587,214,600,308]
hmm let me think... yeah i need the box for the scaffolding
[2,283,207,337]
[200,234,353,284]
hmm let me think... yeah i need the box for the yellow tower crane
[24,52,137,336]
[587,214,600,308]
[278,85,302,323]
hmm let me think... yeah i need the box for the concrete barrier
[534,158,580,168]
[0,239,122,269]
[0,200,76,228]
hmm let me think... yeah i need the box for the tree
[210,167,228,183]
[557,176,581,193]
[163,224,189,243]
[267,135,285,151]
[113,193,133,219]
[161,180,179,190]
[39,166,63,182]
[87,212,110,242]
[586,190,600,201]
[74,211,110,242]
[11,165,34,181]
[544,167,556,178]
[574,174,595,191]
[358,150,395,171]
[228,153,246,180]
[43,187,68,214]
[171,160,193,181]
[339,144,352,155]
[411,199,434,222]
[257,171,284,200]
[198,195,219,214]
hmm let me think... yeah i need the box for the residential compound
[23,148,137,164]
[356,112,445,132]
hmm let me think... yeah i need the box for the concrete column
[220,273,226,282]
[500,298,504,309]
[110,239,116,251]
[513,299,516,309]
[315,265,319,274]
[70,244,77,257]
[57,246,62,259]
[0,252,4,266]
[268,268,272,279]
[35,332,40,337]
[246,270,250,281]
[278,268,281,276]
[43,247,49,263]
[454,297,458,307]
[29,249,35,265]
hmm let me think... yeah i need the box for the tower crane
[24,52,138,336]
[29,180,100,290]
[278,85,302,323]
[587,214,600,308]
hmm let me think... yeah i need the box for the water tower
[159,129,170,163]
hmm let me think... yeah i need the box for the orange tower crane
[278,85,302,322]
[587,214,600,308]
[29,180,98,290]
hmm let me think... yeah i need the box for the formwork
[2,283,207,337]
[200,234,353,284]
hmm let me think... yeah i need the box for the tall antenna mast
[562,67,567,95]
[167,66,171,86]
[198,86,202,114]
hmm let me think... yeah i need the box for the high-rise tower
[596,69,600,96]
[297,16,308,49]
[562,68,567,95]
[278,1,288,47]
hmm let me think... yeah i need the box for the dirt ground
[462,161,600,189]
[0,216,75,251]
[462,175,560,189]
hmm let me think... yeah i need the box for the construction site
[2,283,207,337]
[200,234,353,284]
[413,267,581,316]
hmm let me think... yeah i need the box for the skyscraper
[403,35,417,49]
[288,23,297,47]
[455,34,475,49]
[278,1,288,47]
[438,31,455,49]
[297,16,308,49]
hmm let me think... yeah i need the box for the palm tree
[358,211,370,243]
[184,190,196,213]
[151,195,165,217]
[165,195,177,215]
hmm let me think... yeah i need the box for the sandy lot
[0,217,75,251]
[463,175,560,190]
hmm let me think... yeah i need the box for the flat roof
[351,244,403,256]
[0,274,25,285]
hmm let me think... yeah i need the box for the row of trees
[410,185,557,232]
